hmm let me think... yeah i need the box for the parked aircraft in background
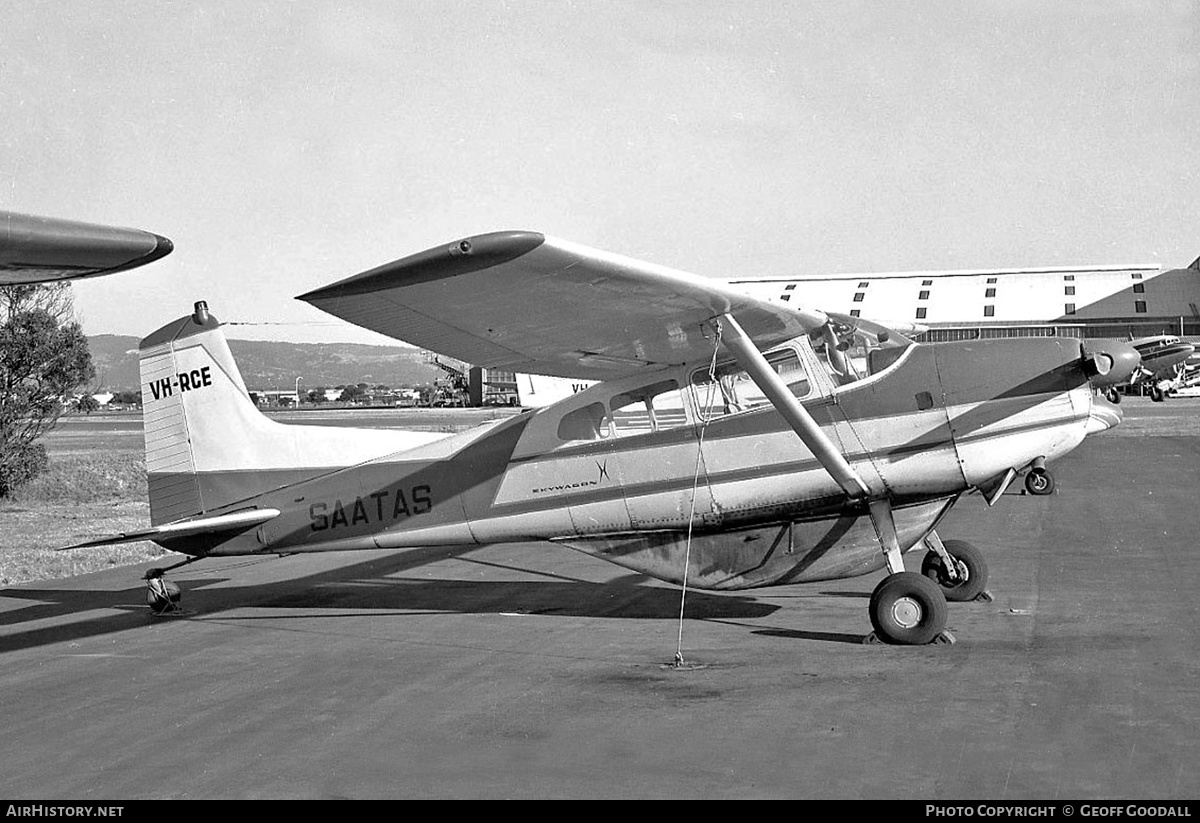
[65,232,1138,645]
[0,210,173,285]
[1120,335,1197,402]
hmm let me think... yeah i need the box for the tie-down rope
[675,319,724,667]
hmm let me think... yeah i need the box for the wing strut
[718,313,870,499]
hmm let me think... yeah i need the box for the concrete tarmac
[1,401,1198,799]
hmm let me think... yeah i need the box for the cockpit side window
[690,348,809,421]
[607,379,685,437]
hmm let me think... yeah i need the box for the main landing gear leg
[143,556,200,615]
[864,499,954,646]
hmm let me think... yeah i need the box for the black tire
[1150,386,1165,402]
[921,540,989,602]
[1105,388,1121,404]
[868,572,948,645]
[146,579,181,614]
[1025,470,1055,496]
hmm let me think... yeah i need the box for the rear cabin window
[555,380,685,442]
[556,402,609,441]
[691,348,810,421]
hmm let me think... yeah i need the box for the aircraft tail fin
[139,302,448,525]
[514,373,596,408]
[140,302,246,524]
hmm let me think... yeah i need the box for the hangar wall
[732,257,1200,342]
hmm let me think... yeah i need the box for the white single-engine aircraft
[66,232,1139,645]
[0,210,173,284]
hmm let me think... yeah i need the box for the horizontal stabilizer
[58,508,281,550]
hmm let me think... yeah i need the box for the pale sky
[2,1,1196,344]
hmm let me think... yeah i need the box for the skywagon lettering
[309,484,433,531]
[147,366,213,400]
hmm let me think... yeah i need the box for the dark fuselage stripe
[483,408,1086,516]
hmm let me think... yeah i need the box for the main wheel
[921,539,989,602]
[1025,470,1055,495]
[1105,388,1121,404]
[868,572,948,645]
[1150,386,1165,402]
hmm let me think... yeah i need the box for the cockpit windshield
[812,313,916,385]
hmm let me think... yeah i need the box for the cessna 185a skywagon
[67,232,1139,645]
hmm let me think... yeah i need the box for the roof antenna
[193,300,209,325]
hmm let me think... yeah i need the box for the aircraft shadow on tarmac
[0,543,795,655]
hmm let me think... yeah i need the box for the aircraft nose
[1081,339,1141,387]
[1086,393,1123,434]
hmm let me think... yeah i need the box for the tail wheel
[921,539,989,602]
[145,573,181,614]
[1105,388,1121,404]
[1025,470,1055,496]
[868,572,948,645]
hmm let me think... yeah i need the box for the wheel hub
[891,596,923,628]
[947,559,969,585]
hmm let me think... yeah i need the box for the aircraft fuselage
[162,336,1118,591]
[1131,335,1195,379]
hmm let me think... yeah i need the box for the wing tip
[298,230,546,303]
[0,211,174,283]
[104,231,174,275]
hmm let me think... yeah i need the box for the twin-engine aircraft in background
[0,210,173,285]
[65,232,1139,645]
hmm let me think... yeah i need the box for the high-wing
[0,210,173,285]
[298,232,829,380]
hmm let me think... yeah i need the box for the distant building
[731,257,1200,343]
[249,389,299,407]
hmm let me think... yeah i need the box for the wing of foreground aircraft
[0,210,173,285]
[298,232,830,381]
[299,231,911,500]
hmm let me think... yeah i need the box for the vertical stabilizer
[139,302,450,525]
[140,303,223,523]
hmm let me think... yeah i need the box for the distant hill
[87,334,446,392]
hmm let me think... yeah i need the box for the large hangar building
[731,256,1200,343]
